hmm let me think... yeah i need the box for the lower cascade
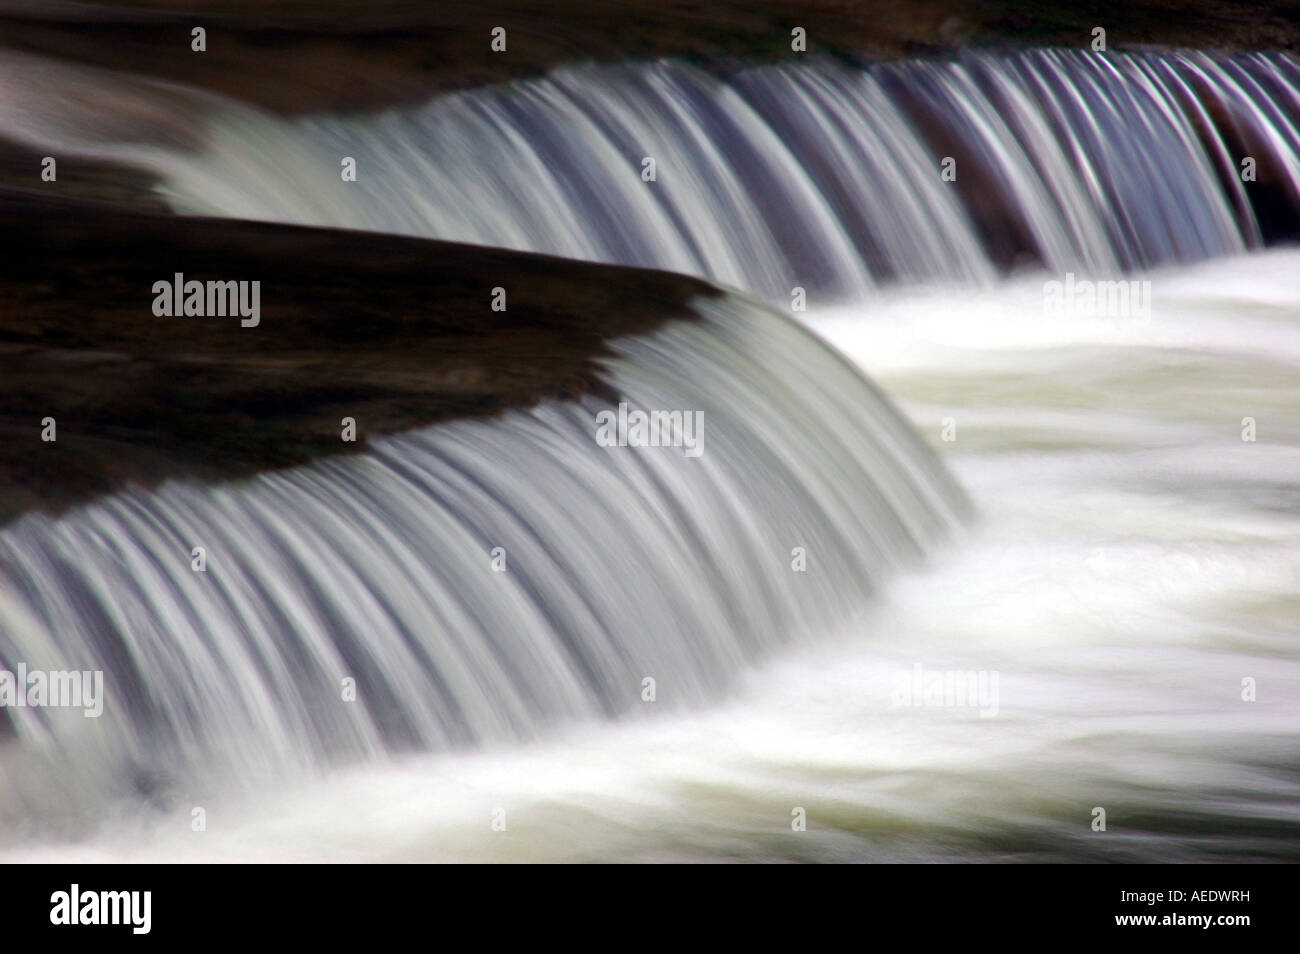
[0,295,965,826]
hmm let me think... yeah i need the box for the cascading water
[105,49,1300,298]
[0,296,965,830]
[3,44,1300,861]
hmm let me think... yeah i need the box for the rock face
[0,192,716,526]
[0,1,1296,114]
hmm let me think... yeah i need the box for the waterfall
[0,295,965,825]
[3,43,1299,856]
[116,50,1300,299]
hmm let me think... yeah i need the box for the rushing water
[0,296,964,833]
[2,49,1299,860]
[141,50,1300,296]
[7,250,1298,862]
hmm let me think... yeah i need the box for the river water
[7,248,1296,862]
